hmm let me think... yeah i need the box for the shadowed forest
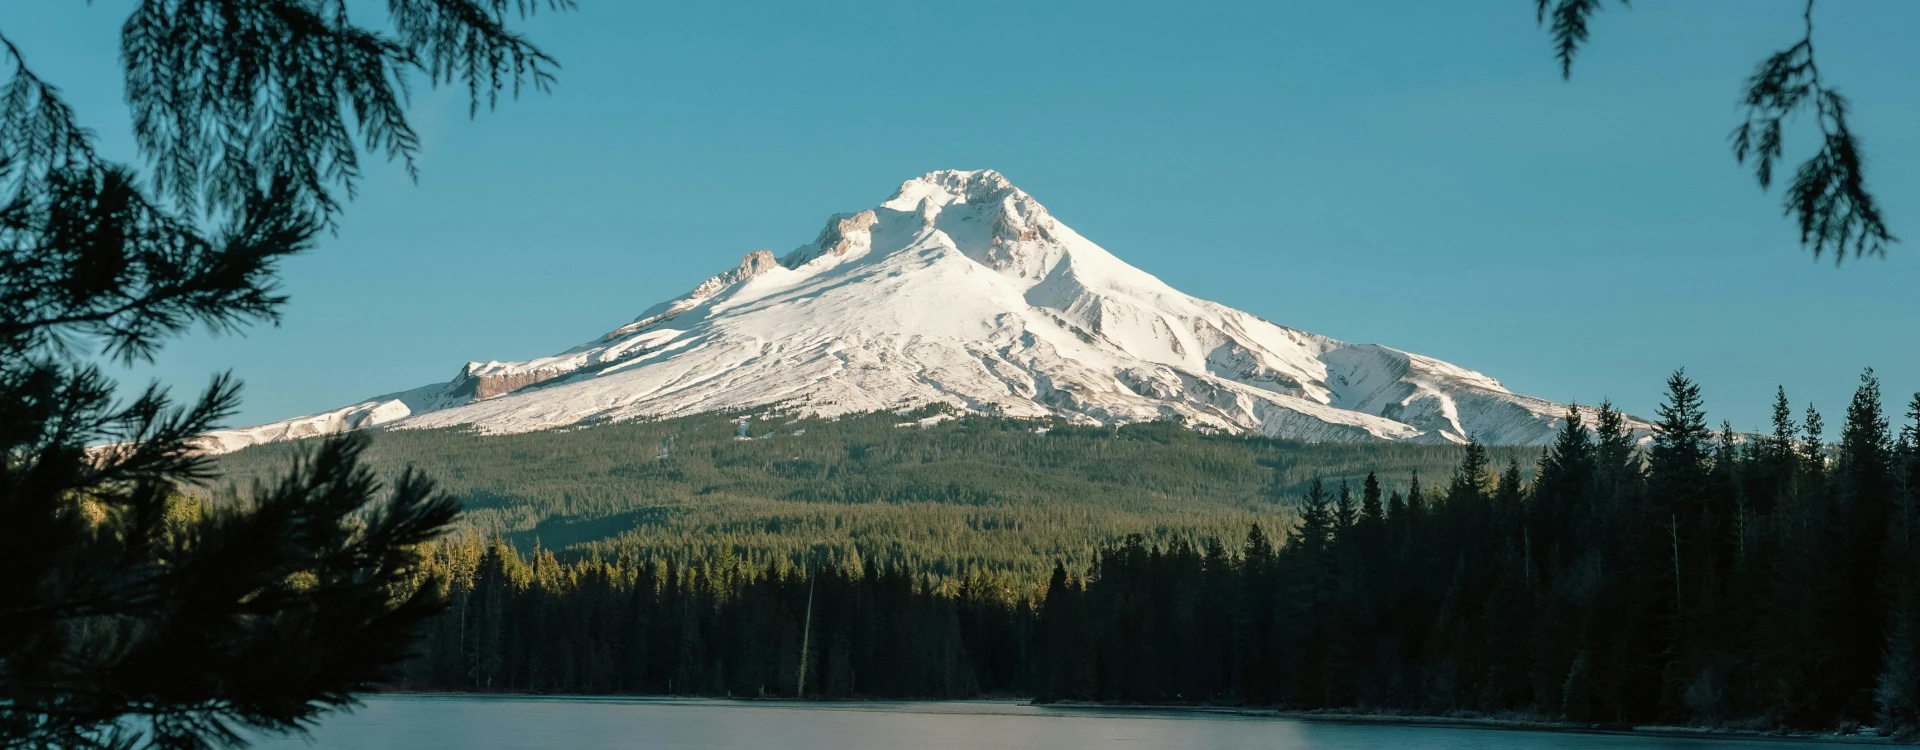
[304,370,1920,733]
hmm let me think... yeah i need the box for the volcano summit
[204,170,1622,452]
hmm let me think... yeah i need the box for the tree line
[212,409,1540,582]
[389,369,1920,734]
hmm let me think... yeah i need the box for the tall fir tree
[1334,480,1359,539]
[1804,404,1829,469]
[1835,370,1898,713]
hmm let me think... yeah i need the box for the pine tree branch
[1536,0,1625,80]
[0,33,98,195]
[1542,0,1896,264]
[1732,0,1897,263]
[117,0,573,224]
[0,166,315,364]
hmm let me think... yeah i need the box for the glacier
[200,169,1640,453]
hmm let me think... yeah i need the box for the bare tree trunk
[797,572,816,698]
[1669,513,1682,620]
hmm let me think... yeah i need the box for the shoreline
[1039,703,1894,744]
[1269,709,1892,745]
[370,689,1899,744]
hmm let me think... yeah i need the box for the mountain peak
[198,170,1649,454]
[882,169,1021,212]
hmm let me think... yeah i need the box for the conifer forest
[220,369,1920,732]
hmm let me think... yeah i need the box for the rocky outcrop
[453,367,571,400]
[602,249,784,340]
[782,211,878,268]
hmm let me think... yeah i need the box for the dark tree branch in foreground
[1537,0,1615,80]
[120,0,573,223]
[1730,1,1895,263]
[2,1,571,747]
[1537,0,1895,264]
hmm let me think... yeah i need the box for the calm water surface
[252,695,1855,750]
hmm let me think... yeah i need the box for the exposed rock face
[200,169,1648,453]
[783,212,877,267]
[601,249,783,341]
[453,365,571,400]
[704,249,782,294]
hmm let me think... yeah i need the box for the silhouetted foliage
[1,2,568,747]
[1538,0,1895,263]
[118,0,572,219]
[1536,0,1616,79]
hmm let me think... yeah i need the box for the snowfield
[200,170,1640,453]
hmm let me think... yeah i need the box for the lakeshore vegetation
[221,369,1920,733]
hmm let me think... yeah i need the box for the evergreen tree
[1903,394,1920,452]
[1294,481,1333,557]
[1540,406,1596,493]
[1594,399,1642,490]
[1877,394,1920,733]
[1334,480,1359,539]
[1361,472,1386,530]
[1496,459,1526,519]
[1770,387,1800,464]
[1407,471,1428,517]
[1835,370,1897,710]
[1753,386,1800,515]
[1649,370,1713,504]
[1036,561,1074,700]
[1449,439,1494,503]
[1804,404,1828,469]
[1,3,566,746]
[1533,406,1593,577]
[1646,371,1718,712]
[1239,522,1279,703]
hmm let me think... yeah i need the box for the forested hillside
[212,407,1540,580]
[381,371,1920,734]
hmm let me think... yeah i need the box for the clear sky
[6,1,1918,435]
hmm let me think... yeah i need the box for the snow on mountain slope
[199,170,1637,453]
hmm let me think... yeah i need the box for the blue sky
[7,0,1918,434]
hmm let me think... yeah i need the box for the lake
[248,695,1863,749]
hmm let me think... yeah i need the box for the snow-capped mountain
[201,170,1633,453]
